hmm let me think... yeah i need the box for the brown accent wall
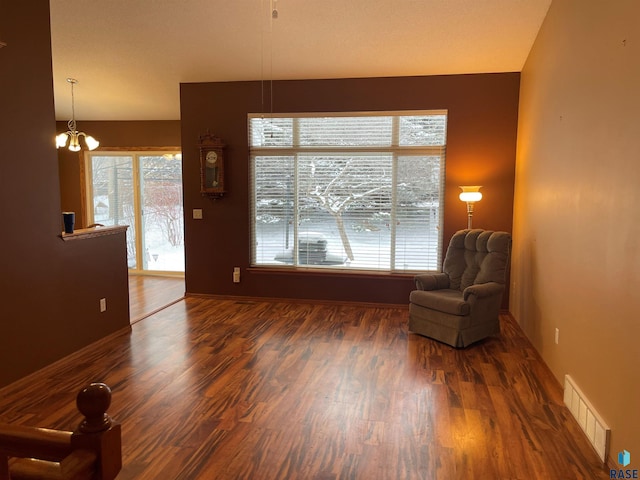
[58,120,181,228]
[180,74,519,304]
[0,2,130,388]
[513,0,640,461]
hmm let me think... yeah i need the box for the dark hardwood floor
[128,274,184,323]
[0,296,609,479]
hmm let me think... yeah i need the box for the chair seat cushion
[409,289,470,316]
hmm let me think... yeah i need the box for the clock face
[200,139,225,196]
[205,150,218,166]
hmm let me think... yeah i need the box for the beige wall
[512,0,640,462]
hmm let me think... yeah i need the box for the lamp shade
[84,135,100,150]
[459,186,482,203]
[56,133,69,148]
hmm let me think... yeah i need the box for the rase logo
[611,450,639,479]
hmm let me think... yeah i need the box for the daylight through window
[86,151,184,273]
[249,111,447,272]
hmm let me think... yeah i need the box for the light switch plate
[193,209,203,219]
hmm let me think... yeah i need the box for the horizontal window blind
[249,111,446,273]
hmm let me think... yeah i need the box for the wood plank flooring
[0,297,609,479]
[128,275,184,323]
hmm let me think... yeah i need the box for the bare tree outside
[141,156,183,249]
[298,155,392,262]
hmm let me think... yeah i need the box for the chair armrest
[463,282,504,300]
[414,273,450,291]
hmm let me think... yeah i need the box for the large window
[249,111,447,272]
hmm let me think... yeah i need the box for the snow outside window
[249,111,447,273]
[85,151,184,273]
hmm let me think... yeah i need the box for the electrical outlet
[193,209,203,219]
[100,298,107,313]
[555,328,560,345]
[233,267,241,283]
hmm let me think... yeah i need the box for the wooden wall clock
[198,132,226,198]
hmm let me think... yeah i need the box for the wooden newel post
[76,383,113,434]
[71,383,122,480]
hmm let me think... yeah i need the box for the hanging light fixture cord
[260,0,277,118]
[270,0,275,116]
[0,0,6,49]
[68,78,78,133]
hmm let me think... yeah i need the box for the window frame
[249,110,447,274]
[84,148,184,275]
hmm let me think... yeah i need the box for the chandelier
[56,78,99,151]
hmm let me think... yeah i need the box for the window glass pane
[296,154,392,269]
[394,155,442,270]
[299,117,392,146]
[252,156,295,265]
[90,156,137,268]
[399,115,447,146]
[89,152,184,274]
[139,155,184,272]
[250,117,293,147]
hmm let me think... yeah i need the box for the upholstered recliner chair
[409,229,511,348]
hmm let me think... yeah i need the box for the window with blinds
[249,110,447,272]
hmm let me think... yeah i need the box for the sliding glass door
[86,151,184,274]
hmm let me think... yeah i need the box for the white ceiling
[50,0,551,121]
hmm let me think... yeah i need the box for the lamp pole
[465,201,474,229]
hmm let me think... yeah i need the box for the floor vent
[563,374,610,464]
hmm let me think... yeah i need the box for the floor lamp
[459,186,482,229]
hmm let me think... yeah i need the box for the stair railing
[0,382,121,480]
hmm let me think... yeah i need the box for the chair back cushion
[443,229,511,291]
